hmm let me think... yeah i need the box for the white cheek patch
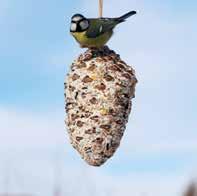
[79,20,89,30]
[70,23,77,31]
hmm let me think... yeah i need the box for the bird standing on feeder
[65,1,138,166]
[70,11,137,48]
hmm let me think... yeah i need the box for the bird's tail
[116,11,137,23]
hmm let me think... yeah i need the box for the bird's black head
[70,14,89,33]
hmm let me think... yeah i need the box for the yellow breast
[72,31,113,48]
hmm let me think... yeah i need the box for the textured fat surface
[65,46,137,166]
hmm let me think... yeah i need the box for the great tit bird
[70,11,137,48]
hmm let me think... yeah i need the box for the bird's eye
[79,20,89,30]
[70,22,77,32]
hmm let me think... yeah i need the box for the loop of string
[99,0,103,17]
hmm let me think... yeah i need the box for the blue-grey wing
[86,19,117,38]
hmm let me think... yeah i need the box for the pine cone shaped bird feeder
[65,46,137,166]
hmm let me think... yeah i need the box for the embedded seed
[89,97,97,104]
[76,121,84,127]
[83,53,92,61]
[82,75,93,83]
[71,114,79,121]
[117,63,125,69]
[90,115,99,122]
[100,124,111,130]
[76,136,83,141]
[95,83,106,91]
[108,64,121,72]
[88,64,97,71]
[72,73,80,81]
[85,128,96,134]
[75,91,79,99]
[122,73,131,79]
[116,119,123,125]
[69,85,75,91]
[95,138,104,144]
[77,62,86,68]
[104,74,114,81]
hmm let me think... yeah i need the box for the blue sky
[0,0,197,195]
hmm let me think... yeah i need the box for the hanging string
[99,0,103,17]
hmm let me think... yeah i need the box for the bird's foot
[80,44,88,48]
